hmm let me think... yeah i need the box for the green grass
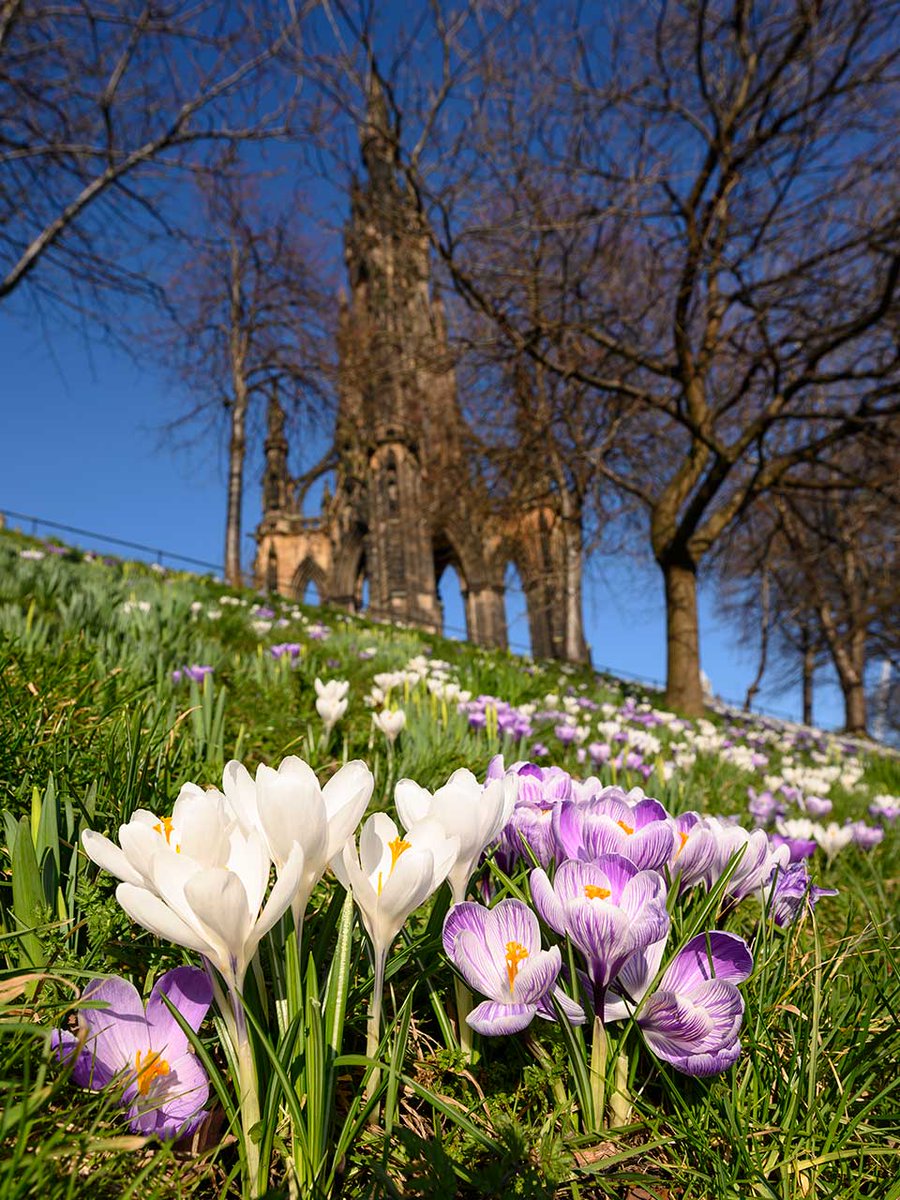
[1,530,898,1199]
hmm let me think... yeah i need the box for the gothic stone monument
[254,85,588,663]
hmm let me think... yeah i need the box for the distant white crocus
[395,768,517,904]
[372,708,406,744]
[82,783,303,994]
[813,821,855,862]
[315,677,349,732]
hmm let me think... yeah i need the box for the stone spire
[262,386,290,514]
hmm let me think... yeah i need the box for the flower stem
[589,1013,607,1133]
[232,991,262,1198]
[455,976,478,1063]
[365,950,385,1105]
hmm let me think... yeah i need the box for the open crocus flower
[767,861,837,927]
[332,813,459,973]
[315,677,349,732]
[637,931,753,1076]
[223,756,373,934]
[553,792,675,871]
[52,968,212,1140]
[443,899,583,1034]
[396,768,517,904]
[83,783,303,993]
[531,855,670,1006]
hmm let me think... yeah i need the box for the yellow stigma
[505,941,529,993]
[153,816,180,853]
[376,836,412,895]
[616,820,634,835]
[675,830,690,857]
[584,884,611,900]
[134,1049,169,1096]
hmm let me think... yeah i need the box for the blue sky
[1,308,850,730]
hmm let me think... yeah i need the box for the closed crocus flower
[668,812,718,890]
[704,817,789,901]
[443,899,584,1034]
[553,792,675,871]
[372,708,406,744]
[52,968,212,1140]
[315,677,349,732]
[531,855,670,1007]
[395,768,517,904]
[224,756,373,935]
[637,931,753,1076]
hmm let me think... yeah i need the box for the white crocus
[813,821,855,862]
[372,708,406,744]
[333,811,458,1088]
[223,756,373,937]
[315,677,349,732]
[395,768,517,904]
[82,785,303,994]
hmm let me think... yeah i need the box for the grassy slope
[1,529,898,1200]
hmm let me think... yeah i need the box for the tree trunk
[744,567,770,711]
[801,628,814,726]
[559,494,589,665]
[661,554,704,715]
[841,628,868,735]
[224,397,247,588]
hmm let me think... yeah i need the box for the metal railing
[0,507,224,575]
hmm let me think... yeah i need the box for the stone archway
[292,557,328,604]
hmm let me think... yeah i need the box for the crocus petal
[467,1000,536,1035]
[536,986,587,1025]
[395,779,434,829]
[81,830,144,886]
[660,931,753,992]
[146,967,213,1050]
[183,869,253,976]
[451,928,507,996]
[79,976,149,1074]
[530,868,565,934]
[512,946,561,1005]
[115,883,210,955]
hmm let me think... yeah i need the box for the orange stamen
[675,830,690,857]
[505,941,529,993]
[134,1049,169,1096]
[377,836,412,895]
[616,820,634,835]
[584,884,611,900]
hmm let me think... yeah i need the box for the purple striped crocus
[553,793,675,871]
[637,931,752,1076]
[52,967,212,1140]
[530,855,670,1007]
[443,899,583,1034]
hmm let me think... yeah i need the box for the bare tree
[330,0,900,714]
[0,0,311,318]
[153,169,334,586]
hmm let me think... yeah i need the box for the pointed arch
[292,557,327,604]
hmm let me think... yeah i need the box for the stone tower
[254,79,588,662]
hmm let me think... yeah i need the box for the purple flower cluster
[459,695,534,740]
[171,664,214,684]
[270,642,302,660]
[442,756,838,1077]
